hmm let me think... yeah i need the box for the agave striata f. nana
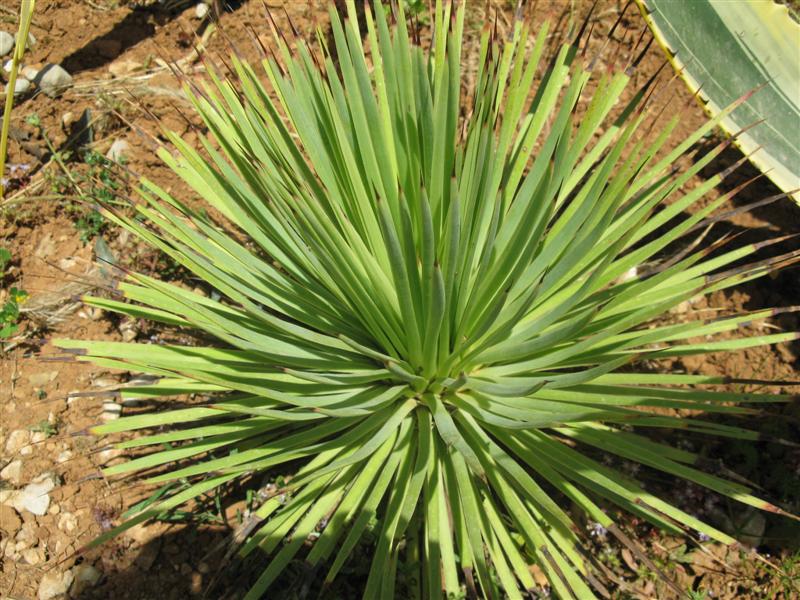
[57,1,798,598]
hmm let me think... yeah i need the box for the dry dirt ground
[0,1,799,599]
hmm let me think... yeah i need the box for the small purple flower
[697,531,711,542]
[7,163,30,175]
[589,522,608,538]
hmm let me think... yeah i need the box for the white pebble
[106,139,129,162]
[38,570,74,600]
[195,2,210,19]
[35,64,73,98]
[5,429,30,454]
[0,459,23,485]
[11,473,56,516]
[0,32,13,57]
[21,65,38,80]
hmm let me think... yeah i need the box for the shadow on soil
[60,2,246,76]
[73,521,372,600]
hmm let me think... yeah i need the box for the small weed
[403,0,427,17]
[1,248,27,342]
[0,286,27,339]
[28,419,58,438]
[774,550,800,597]
[382,0,428,20]
[65,150,121,243]
[669,543,695,565]
[29,114,124,244]
[0,247,11,275]
[598,546,622,570]
[75,208,106,244]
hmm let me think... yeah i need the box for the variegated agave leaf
[638,0,800,204]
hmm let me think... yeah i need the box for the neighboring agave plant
[56,1,798,598]
[638,0,800,205]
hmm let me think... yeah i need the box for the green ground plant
[31,112,118,243]
[28,418,58,438]
[57,1,798,598]
[0,247,26,342]
[0,286,26,340]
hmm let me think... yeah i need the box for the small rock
[0,459,23,485]
[49,503,61,515]
[134,540,161,570]
[21,546,44,565]
[197,561,210,574]
[61,111,76,130]
[31,431,48,444]
[70,564,102,596]
[38,570,75,600]
[5,429,30,454]
[0,505,22,536]
[34,233,56,259]
[165,542,180,555]
[106,139,129,162]
[14,31,36,50]
[0,31,13,57]
[36,64,73,98]
[3,59,13,73]
[195,2,210,19]
[56,450,73,464]
[4,76,30,96]
[58,512,78,533]
[101,402,122,421]
[126,522,167,546]
[14,521,37,548]
[97,447,122,464]
[190,571,203,594]
[671,300,692,314]
[119,319,138,342]
[15,539,30,552]
[12,473,56,516]
[95,39,122,58]
[3,541,19,560]
[21,65,39,80]
[28,371,58,386]
[108,58,139,78]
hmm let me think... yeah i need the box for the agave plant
[57,1,797,598]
